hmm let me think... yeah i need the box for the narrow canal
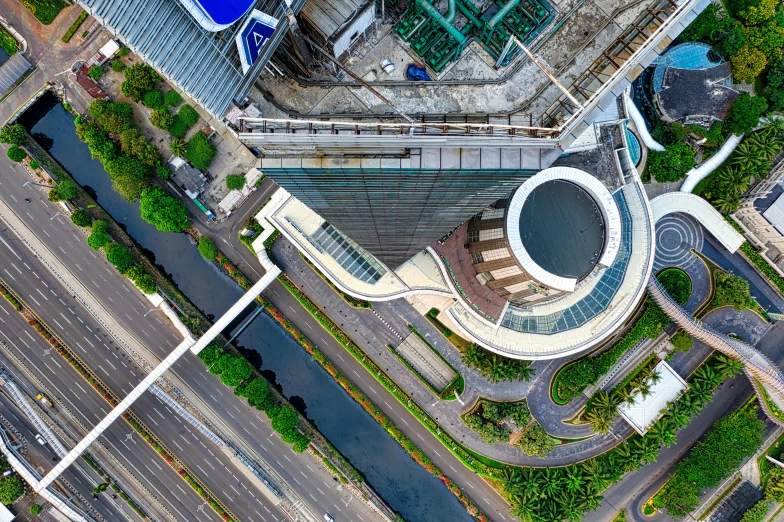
[19,93,475,522]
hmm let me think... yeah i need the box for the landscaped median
[0,278,238,522]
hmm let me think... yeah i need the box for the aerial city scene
[0,0,784,520]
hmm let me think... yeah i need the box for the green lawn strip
[425,308,473,352]
[61,10,87,42]
[80,454,148,519]
[17,0,68,24]
[0,27,19,55]
[406,324,464,398]
[276,275,494,517]
[298,252,371,309]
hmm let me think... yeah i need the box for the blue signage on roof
[235,10,279,74]
[194,0,256,25]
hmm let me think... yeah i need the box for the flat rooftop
[619,360,688,435]
[519,180,604,280]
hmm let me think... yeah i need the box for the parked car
[35,434,46,446]
[323,514,334,522]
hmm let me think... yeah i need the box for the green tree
[150,109,174,130]
[670,331,693,352]
[121,63,163,101]
[235,378,275,411]
[110,59,126,73]
[657,268,691,305]
[220,357,252,387]
[198,341,224,367]
[104,155,151,202]
[88,65,104,80]
[76,120,116,161]
[88,99,134,135]
[739,0,778,26]
[764,62,784,111]
[126,265,156,294]
[143,89,165,109]
[0,124,26,145]
[156,165,171,180]
[745,23,784,65]
[517,423,559,457]
[648,142,696,182]
[139,186,190,232]
[7,145,26,162]
[186,133,217,170]
[105,243,134,274]
[88,230,110,250]
[71,209,92,227]
[712,269,753,308]
[225,174,246,191]
[0,475,24,504]
[170,138,187,157]
[29,160,39,170]
[740,500,769,522]
[197,236,218,260]
[56,179,79,200]
[29,504,41,515]
[164,89,182,107]
[731,44,768,83]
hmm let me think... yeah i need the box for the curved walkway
[647,276,784,424]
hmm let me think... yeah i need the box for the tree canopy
[0,475,24,505]
[139,186,190,232]
[647,142,697,183]
[0,124,25,145]
[121,63,162,101]
[724,94,768,136]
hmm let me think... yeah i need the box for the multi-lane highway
[0,148,381,522]
[0,391,134,522]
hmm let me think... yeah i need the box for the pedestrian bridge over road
[649,192,784,425]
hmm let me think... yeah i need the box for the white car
[34,434,46,446]
[323,514,334,522]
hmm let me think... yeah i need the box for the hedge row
[61,10,88,43]
[274,274,488,520]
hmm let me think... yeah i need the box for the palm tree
[717,166,750,196]
[514,364,536,382]
[170,138,187,157]
[648,368,663,385]
[540,468,564,498]
[649,419,678,448]
[639,380,653,400]
[632,437,659,465]
[712,194,741,214]
[732,141,766,167]
[694,364,723,389]
[618,387,637,406]
[582,459,611,490]
[564,465,585,492]
[762,117,784,141]
[715,354,744,378]
[750,129,781,159]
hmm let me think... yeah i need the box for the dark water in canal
[20,93,474,522]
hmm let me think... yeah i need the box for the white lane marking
[36,288,48,301]
[59,313,72,325]
[2,269,16,281]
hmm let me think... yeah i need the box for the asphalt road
[0,284,227,522]
[0,392,135,522]
[0,150,380,522]
[199,181,516,522]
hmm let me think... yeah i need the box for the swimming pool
[625,124,641,166]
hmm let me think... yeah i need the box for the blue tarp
[406,63,431,81]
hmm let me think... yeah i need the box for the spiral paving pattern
[653,214,704,271]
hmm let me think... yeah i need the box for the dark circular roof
[518,180,605,280]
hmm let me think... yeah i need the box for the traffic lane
[1,163,383,521]
[170,353,377,522]
[0,301,219,522]
[0,393,134,522]
[261,281,514,522]
[0,266,285,522]
[0,190,381,522]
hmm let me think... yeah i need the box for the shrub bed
[18,0,68,24]
[553,299,668,403]
[61,10,87,43]
[654,404,765,518]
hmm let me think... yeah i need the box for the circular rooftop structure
[652,42,724,93]
[519,179,604,280]
[507,166,622,292]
